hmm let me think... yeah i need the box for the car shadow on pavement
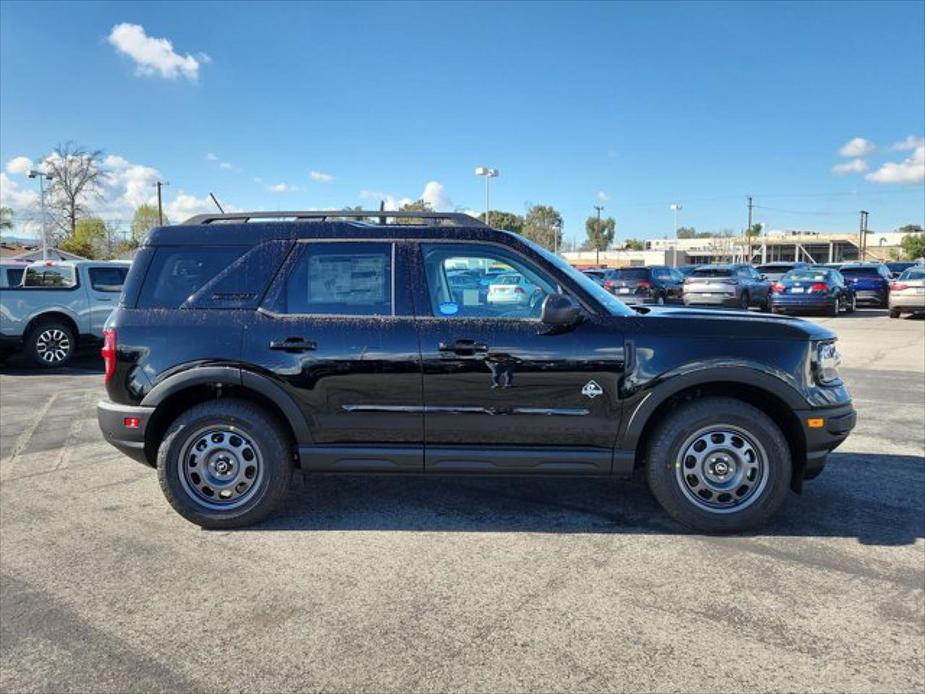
[250,452,924,546]
[0,350,102,376]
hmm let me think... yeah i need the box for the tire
[739,292,750,310]
[826,301,839,317]
[889,307,901,319]
[760,295,772,313]
[157,399,293,529]
[24,319,76,368]
[845,294,856,314]
[656,294,666,306]
[880,294,889,309]
[645,397,792,534]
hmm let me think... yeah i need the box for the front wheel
[645,397,792,533]
[157,399,293,529]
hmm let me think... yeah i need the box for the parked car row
[581,259,925,317]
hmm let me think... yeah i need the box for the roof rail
[182,210,488,227]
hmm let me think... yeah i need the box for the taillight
[636,281,653,289]
[604,280,614,289]
[514,286,525,294]
[101,329,116,384]
[810,282,829,293]
[891,283,908,291]
[771,283,785,293]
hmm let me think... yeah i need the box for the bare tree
[43,142,107,239]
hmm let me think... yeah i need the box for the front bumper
[794,402,857,481]
[97,400,155,466]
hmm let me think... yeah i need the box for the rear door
[86,265,128,334]
[241,240,423,472]
[413,241,624,474]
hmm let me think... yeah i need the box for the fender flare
[619,365,806,451]
[141,366,312,444]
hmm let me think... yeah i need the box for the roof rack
[182,210,488,227]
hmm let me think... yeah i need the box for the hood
[630,305,836,341]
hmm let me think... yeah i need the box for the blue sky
[1,0,923,243]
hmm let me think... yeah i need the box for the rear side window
[89,266,128,292]
[5,268,24,286]
[23,265,77,288]
[138,246,247,308]
[280,242,393,315]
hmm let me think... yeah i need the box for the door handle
[438,338,489,355]
[97,297,113,302]
[269,338,317,352]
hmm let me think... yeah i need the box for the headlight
[814,340,841,385]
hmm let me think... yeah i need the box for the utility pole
[670,203,682,267]
[155,181,169,225]
[594,205,604,266]
[859,210,869,261]
[28,169,54,261]
[746,196,754,264]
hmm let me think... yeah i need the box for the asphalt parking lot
[1,310,923,693]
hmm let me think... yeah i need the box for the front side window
[23,264,77,288]
[89,266,128,292]
[5,268,24,286]
[282,242,392,315]
[421,243,555,319]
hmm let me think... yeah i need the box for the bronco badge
[581,380,604,399]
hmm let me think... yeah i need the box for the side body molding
[618,365,807,451]
[140,366,312,444]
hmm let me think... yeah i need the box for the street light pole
[474,167,498,227]
[28,169,54,261]
[594,205,604,266]
[155,181,170,225]
[670,203,682,268]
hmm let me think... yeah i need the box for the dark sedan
[770,268,856,316]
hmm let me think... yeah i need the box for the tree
[59,217,105,259]
[43,142,107,240]
[0,206,12,231]
[623,238,645,251]
[899,224,924,233]
[676,226,696,239]
[478,210,524,233]
[900,233,925,260]
[130,204,164,246]
[522,205,563,251]
[584,215,616,261]
[395,199,431,224]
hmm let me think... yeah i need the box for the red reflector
[123,417,141,429]
[101,329,116,384]
[810,282,829,293]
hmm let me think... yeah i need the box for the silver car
[888,266,925,318]
[683,264,772,310]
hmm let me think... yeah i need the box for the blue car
[770,267,856,317]
[837,262,892,307]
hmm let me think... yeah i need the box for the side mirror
[541,293,581,327]
[759,274,768,281]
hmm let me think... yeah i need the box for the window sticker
[439,301,460,315]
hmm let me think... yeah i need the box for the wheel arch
[625,370,808,492]
[140,366,311,466]
[24,311,80,344]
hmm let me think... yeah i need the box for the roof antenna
[378,200,386,226]
[209,192,225,214]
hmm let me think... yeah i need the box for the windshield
[522,238,634,316]
[691,267,733,277]
[784,270,830,282]
[899,268,925,280]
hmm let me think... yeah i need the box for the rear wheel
[157,399,293,529]
[24,319,76,368]
[826,300,839,317]
[845,293,856,314]
[645,397,792,533]
[889,307,902,319]
[739,292,750,310]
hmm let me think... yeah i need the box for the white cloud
[267,183,298,193]
[0,172,39,210]
[891,135,925,151]
[309,170,334,183]
[205,152,218,161]
[5,156,33,175]
[108,23,206,81]
[831,158,869,175]
[597,190,609,202]
[219,162,233,170]
[865,146,925,185]
[421,181,452,210]
[838,137,876,158]
[164,193,219,221]
[103,154,129,168]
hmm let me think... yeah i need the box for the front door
[413,242,624,474]
[241,241,423,472]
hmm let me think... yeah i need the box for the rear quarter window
[138,246,247,309]
[89,266,128,292]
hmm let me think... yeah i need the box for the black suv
[97,211,856,533]
[602,266,685,305]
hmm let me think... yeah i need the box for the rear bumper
[683,294,739,307]
[889,295,925,310]
[794,402,857,481]
[770,295,836,312]
[97,400,155,466]
[853,289,886,304]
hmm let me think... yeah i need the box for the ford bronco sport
[97,211,856,532]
